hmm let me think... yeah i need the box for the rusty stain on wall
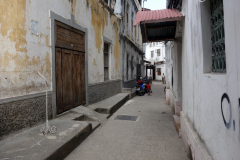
[0,0,27,53]
[88,0,108,54]
[69,0,76,15]
[45,52,51,80]
[45,35,49,46]
[111,16,120,71]
[0,0,52,99]
[93,58,97,66]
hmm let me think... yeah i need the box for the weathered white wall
[165,41,182,101]
[165,42,172,89]
[123,42,142,81]
[181,0,240,159]
[0,0,121,99]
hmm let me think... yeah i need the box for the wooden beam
[147,26,175,30]
[144,23,149,42]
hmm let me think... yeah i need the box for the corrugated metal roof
[147,21,176,40]
[134,9,184,26]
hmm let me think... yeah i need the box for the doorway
[55,21,86,114]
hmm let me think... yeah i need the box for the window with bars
[104,43,109,81]
[210,0,225,73]
[151,51,154,58]
[157,49,161,56]
[157,68,161,75]
[126,4,129,34]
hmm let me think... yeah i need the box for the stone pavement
[65,81,189,160]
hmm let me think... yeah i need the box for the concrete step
[0,119,92,160]
[0,93,130,159]
[89,93,129,116]
[173,115,181,137]
[57,110,101,131]
[71,106,109,121]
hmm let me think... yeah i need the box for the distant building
[144,42,165,81]
[116,0,144,90]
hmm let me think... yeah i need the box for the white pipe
[37,71,49,129]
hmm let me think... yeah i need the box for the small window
[157,68,161,75]
[157,49,161,56]
[135,23,136,41]
[131,12,134,38]
[126,4,129,34]
[151,51,154,58]
[104,43,109,81]
[131,56,134,78]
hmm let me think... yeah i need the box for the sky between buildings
[142,0,166,10]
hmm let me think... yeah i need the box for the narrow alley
[65,81,188,160]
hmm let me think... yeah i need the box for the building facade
[144,42,166,81]
[115,0,144,91]
[165,0,240,159]
[0,0,142,139]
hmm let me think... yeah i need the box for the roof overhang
[134,9,184,43]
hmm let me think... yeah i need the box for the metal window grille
[157,49,161,56]
[211,0,226,73]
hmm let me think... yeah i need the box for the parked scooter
[136,77,146,96]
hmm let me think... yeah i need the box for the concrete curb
[0,120,93,160]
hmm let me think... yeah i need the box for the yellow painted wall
[0,0,122,99]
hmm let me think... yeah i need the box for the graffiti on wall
[221,93,240,141]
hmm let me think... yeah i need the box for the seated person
[136,77,143,87]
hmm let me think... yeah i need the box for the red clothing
[146,84,151,90]
[137,80,142,84]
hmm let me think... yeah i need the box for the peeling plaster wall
[181,0,240,159]
[0,0,51,99]
[0,0,122,100]
[74,0,121,84]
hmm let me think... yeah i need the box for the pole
[37,71,57,135]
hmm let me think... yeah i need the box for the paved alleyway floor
[65,81,189,160]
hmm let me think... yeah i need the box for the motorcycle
[136,83,146,96]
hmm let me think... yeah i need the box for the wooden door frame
[50,12,89,118]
